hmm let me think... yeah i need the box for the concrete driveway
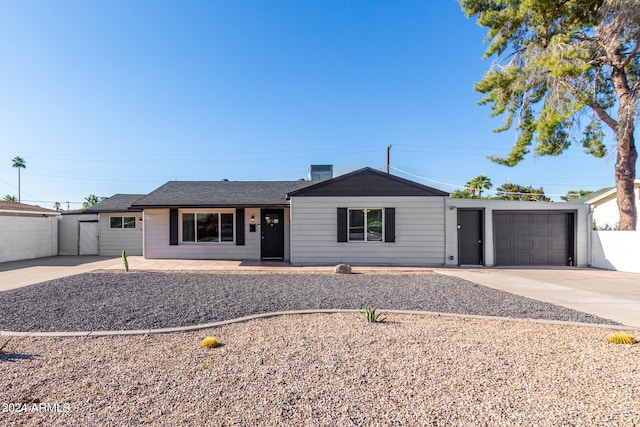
[434,267,640,328]
[1,256,639,328]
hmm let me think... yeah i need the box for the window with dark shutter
[337,207,348,242]
[169,208,179,245]
[236,208,245,246]
[384,207,396,242]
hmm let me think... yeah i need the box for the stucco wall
[443,198,590,267]
[0,215,58,262]
[591,230,640,273]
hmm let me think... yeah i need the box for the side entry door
[458,209,484,265]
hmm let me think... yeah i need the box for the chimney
[308,164,333,181]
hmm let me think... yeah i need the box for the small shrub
[361,308,386,323]
[0,338,11,354]
[200,337,220,349]
[607,333,637,345]
[122,250,129,272]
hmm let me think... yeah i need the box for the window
[110,216,137,229]
[182,212,234,243]
[348,208,383,242]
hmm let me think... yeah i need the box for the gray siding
[99,212,143,256]
[290,196,446,265]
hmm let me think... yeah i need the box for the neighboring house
[82,194,145,256]
[0,201,60,262]
[576,180,640,230]
[131,167,590,267]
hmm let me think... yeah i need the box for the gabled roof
[84,194,146,213]
[130,180,315,208]
[576,179,640,205]
[0,200,60,215]
[288,167,449,197]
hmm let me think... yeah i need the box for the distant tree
[11,156,26,203]
[466,175,492,198]
[561,190,593,202]
[460,0,640,229]
[53,201,61,211]
[451,189,474,199]
[4,194,17,202]
[82,194,100,207]
[494,183,551,202]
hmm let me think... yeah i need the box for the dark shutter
[384,207,395,243]
[337,207,348,242]
[169,208,179,245]
[236,208,245,246]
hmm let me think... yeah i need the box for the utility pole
[386,145,392,174]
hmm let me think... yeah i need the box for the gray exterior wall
[443,198,590,267]
[99,212,143,256]
[0,214,58,262]
[290,196,446,265]
[142,207,290,260]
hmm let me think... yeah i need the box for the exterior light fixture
[250,215,256,222]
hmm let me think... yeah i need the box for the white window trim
[109,215,137,230]
[347,208,384,242]
[179,209,235,244]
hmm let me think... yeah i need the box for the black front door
[458,209,484,265]
[261,209,285,259]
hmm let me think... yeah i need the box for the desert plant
[0,338,11,354]
[200,337,219,349]
[122,250,129,272]
[607,333,637,345]
[361,308,386,323]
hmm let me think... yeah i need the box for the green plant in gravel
[122,250,129,272]
[361,308,386,323]
[0,338,11,354]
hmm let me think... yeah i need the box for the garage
[493,211,575,266]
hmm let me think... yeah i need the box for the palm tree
[11,156,26,202]
[4,194,17,202]
[53,201,61,211]
[83,194,100,208]
[466,175,492,198]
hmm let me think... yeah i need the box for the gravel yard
[1,313,638,426]
[0,272,617,333]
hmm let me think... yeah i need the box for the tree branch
[588,101,618,132]
[620,38,640,69]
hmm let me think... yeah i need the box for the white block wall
[0,215,58,262]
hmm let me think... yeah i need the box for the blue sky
[0,0,631,209]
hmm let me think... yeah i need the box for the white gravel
[1,313,639,426]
